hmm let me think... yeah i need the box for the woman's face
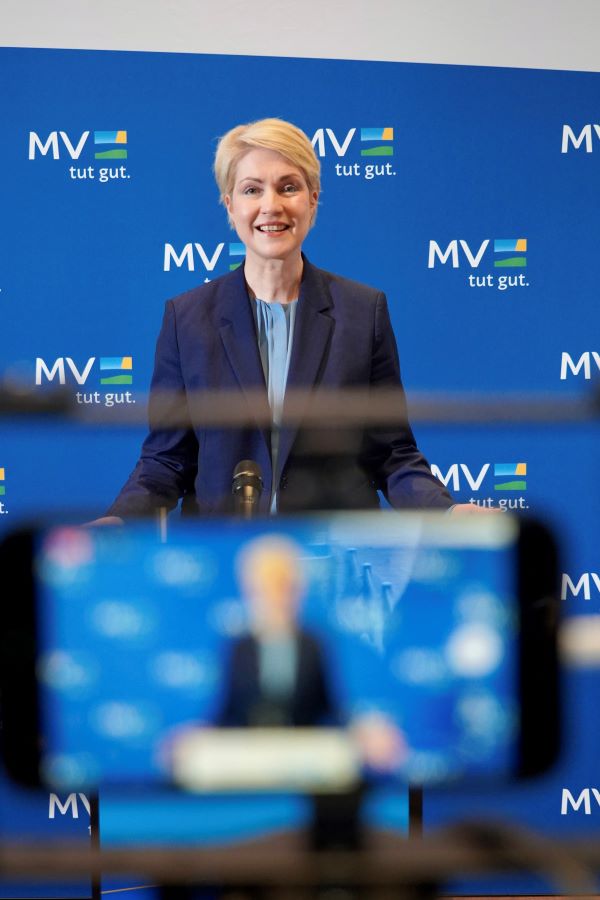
[225,147,318,266]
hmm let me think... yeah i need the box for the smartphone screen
[0,511,558,794]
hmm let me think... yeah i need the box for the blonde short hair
[214,118,321,205]
[236,533,305,599]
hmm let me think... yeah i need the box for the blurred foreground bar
[0,827,599,893]
[1,384,599,426]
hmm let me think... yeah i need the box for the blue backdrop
[1,47,599,896]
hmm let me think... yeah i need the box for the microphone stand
[232,460,264,519]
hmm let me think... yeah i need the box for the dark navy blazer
[215,631,335,728]
[107,258,452,517]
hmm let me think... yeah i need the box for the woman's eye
[243,186,260,195]
[283,183,299,193]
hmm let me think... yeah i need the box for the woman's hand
[83,516,125,527]
[449,503,501,515]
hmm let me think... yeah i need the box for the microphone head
[233,460,263,483]
[232,460,263,496]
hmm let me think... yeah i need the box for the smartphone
[0,512,560,791]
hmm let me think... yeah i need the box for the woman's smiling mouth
[256,224,290,233]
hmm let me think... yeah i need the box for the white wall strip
[2,0,600,72]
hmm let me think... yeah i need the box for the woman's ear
[309,190,319,225]
[224,194,235,229]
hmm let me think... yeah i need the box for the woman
[101,118,455,520]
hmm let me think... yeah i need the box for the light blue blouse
[259,635,297,700]
[253,298,298,512]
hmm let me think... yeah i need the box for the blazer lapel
[277,260,334,479]
[217,266,271,450]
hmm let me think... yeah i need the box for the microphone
[232,460,263,519]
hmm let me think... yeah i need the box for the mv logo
[48,793,90,819]
[311,127,394,158]
[561,573,600,601]
[312,128,356,158]
[560,352,600,380]
[428,239,527,269]
[28,131,127,160]
[561,125,600,153]
[428,240,490,269]
[431,463,527,493]
[561,789,600,814]
[431,463,490,492]
[35,357,132,386]
[163,242,245,273]
[29,131,90,160]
